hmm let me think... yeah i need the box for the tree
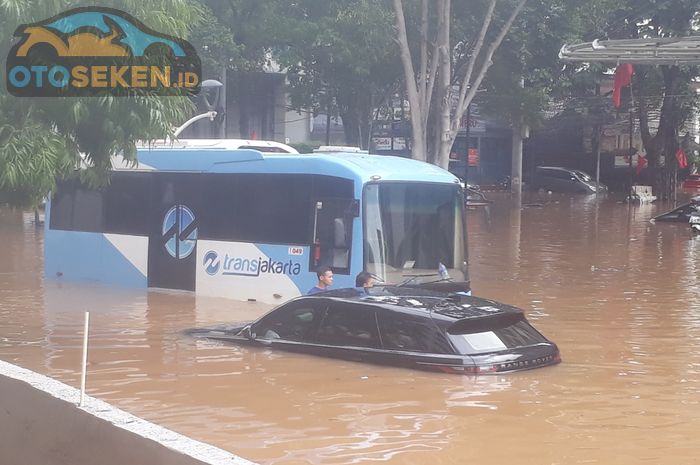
[392,0,527,168]
[0,0,204,207]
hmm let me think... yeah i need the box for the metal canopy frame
[560,36,700,64]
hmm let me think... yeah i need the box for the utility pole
[511,77,525,195]
[594,83,602,194]
[219,65,226,138]
[464,105,471,184]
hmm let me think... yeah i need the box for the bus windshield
[363,183,468,287]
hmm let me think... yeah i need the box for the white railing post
[79,311,90,407]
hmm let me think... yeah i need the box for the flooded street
[2,193,700,465]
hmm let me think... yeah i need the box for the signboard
[393,137,406,150]
[459,115,486,133]
[372,137,392,150]
[615,154,641,167]
[468,148,479,166]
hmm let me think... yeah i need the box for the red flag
[676,148,689,169]
[612,64,634,108]
[636,153,647,175]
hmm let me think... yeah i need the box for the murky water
[2,193,700,464]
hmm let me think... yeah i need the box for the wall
[0,359,257,465]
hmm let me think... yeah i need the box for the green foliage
[271,0,401,144]
[478,0,597,128]
[289,142,321,154]
[0,0,203,207]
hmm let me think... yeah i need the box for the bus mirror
[240,325,254,340]
[334,218,347,248]
[349,199,360,217]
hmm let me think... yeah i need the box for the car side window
[377,312,453,354]
[549,170,570,180]
[253,302,325,342]
[314,304,380,348]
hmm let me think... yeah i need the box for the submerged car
[652,196,700,223]
[189,287,560,375]
[653,196,700,232]
[530,166,607,194]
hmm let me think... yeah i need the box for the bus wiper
[419,276,454,285]
[396,273,441,287]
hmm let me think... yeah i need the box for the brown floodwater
[2,192,700,465]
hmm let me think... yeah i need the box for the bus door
[148,173,201,291]
[310,198,358,275]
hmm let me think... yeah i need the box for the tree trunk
[340,111,360,147]
[436,0,451,170]
[637,65,681,200]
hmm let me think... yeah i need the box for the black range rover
[190,287,560,375]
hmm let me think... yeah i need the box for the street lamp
[173,79,224,138]
[201,79,224,112]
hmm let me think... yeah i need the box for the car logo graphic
[14,9,187,58]
[203,251,220,275]
[6,6,200,97]
[162,205,197,259]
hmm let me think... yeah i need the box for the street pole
[325,94,331,146]
[628,107,634,194]
[464,104,471,184]
[219,65,226,138]
[594,84,601,195]
[595,124,602,195]
[511,124,523,195]
[511,77,524,196]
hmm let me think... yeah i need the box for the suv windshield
[363,183,468,286]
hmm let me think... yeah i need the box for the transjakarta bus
[45,140,469,303]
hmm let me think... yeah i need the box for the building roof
[560,36,700,65]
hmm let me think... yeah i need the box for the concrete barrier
[0,359,257,465]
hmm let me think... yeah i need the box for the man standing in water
[308,266,333,294]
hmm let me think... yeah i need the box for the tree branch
[423,1,441,119]
[419,0,428,103]
[452,0,496,126]
[452,0,527,136]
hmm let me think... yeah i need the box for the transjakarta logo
[205,253,302,277]
[162,205,197,259]
[6,7,201,97]
[203,251,220,275]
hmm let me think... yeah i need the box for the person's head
[316,266,333,288]
[355,271,374,288]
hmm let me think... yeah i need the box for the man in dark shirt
[308,266,333,294]
[355,271,374,290]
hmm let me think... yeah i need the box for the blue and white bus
[45,140,470,303]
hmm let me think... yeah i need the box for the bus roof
[137,138,299,153]
[118,147,459,185]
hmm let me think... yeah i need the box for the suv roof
[305,286,522,323]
